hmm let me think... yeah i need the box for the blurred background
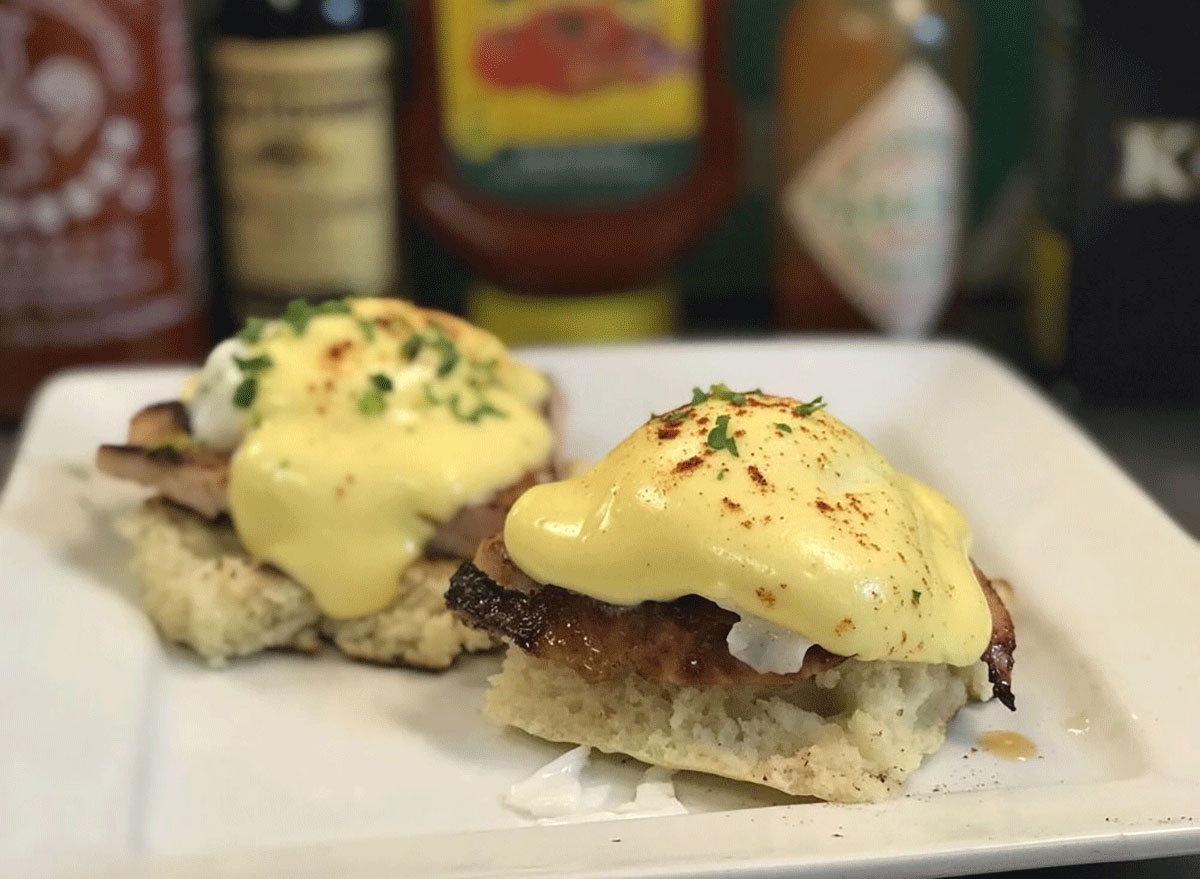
[0,0,1197,537]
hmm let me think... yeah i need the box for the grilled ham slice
[448,534,1017,709]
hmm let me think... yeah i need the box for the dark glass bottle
[1026,0,1200,403]
[208,0,401,320]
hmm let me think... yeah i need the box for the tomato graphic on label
[473,5,692,94]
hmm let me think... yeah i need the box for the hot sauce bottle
[775,0,971,334]
[0,0,208,421]
[402,0,738,344]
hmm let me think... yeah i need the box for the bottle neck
[215,0,390,38]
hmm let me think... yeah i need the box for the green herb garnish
[435,340,459,377]
[282,299,314,335]
[234,354,273,375]
[358,372,394,415]
[707,414,739,457]
[450,396,506,423]
[358,319,376,342]
[792,396,827,417]
[693,384,764,406]
[709,383,745,405]
[716,468,727,481]
[661,408,691,425]
[912,590,922,605]
[237,317,267,344]
[282,298,352,335]
[401,334,423,361]
[400,326,460,377]
[232,377,257,409]
[774,422,793,433]
[424,382,505,423]
[358,389,386,416]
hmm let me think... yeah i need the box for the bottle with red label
[0,0,209,422]
[402,0,738,344]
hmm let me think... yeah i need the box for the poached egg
[503,387,990,667]
[184,298,554,619]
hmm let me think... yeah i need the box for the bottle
[208,0,401,320]
[775,0,971,334]
[0,0,208,422]
[1026,0,1200,403]
[401,0,738,345]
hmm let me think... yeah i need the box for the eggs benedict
[446,386,1015,803]
[98,297,559,668]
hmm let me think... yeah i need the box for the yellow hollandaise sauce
[504,387,991,666]
[221,298,553,618]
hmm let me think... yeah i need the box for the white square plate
[2,340,1198,879]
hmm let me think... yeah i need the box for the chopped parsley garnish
[232,377,257,409]
[400,325,460,377]
[400,334,423,361]
[707,414,739,457]
[692,384,763,406]
[450,396,506,423]
[282,299,310,335]
[716,467,727,481]
[282,298,352,335]
[237,317,267,344]
[423,383,506,423]
[230,352,273,409]
[792,396,827,417]
[774,422,793,433]
[358,389,386,416]
[316,299,352,315]
[358,373,394,415]
[912,590,922,605]
[435,339,459,377]
[661,408,691,425]
[358,319,376,342]
[710,383,746,404]
[234,354,273,375]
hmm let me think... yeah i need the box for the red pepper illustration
[473,5,693,95]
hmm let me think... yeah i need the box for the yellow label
[468,283,677,345]
[1026,217,1072,365]
[212,34,398,305]
[436,0,701,167]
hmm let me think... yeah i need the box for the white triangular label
[783,61,968,335]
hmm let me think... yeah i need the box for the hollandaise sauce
[193,298,553,618]
[504,386,991,666]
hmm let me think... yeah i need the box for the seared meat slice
[97,400,560,552]
[97,400,230,520]
[449,536,1017,707]
[448,561,845,687]
[427,472,550,558]
[127,401,191,446]
[97,442,229,519]
[977,563,1017,710]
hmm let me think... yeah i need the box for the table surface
[1,387,1196,879]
